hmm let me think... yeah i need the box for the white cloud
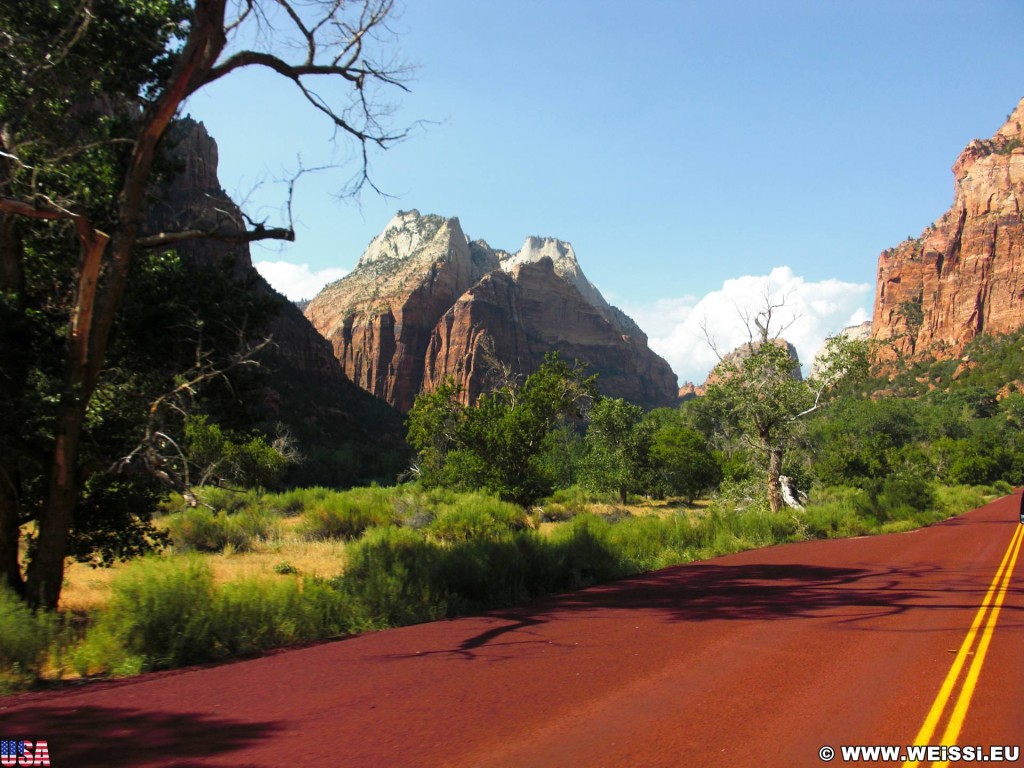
[622,266,872,385]
[254,260,348,302]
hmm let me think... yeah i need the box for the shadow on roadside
[0,705,281,767]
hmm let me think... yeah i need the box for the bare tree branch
[135,224,294,249]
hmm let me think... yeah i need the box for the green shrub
[336,526,447,626]
[547,485,613,506]
[877,474,936,517]
[934,485,991,516]
[71,624,145,679]
[391,490,436,529]
[261,487,332,517]
[193,486,257,514]
[427,492,528,542]
[801,487,875,539]
[547,514,629,588]
[991,479,1014,496]
[78,558,359,674]
[0,585,60,686]
[91,556,219,669]
[599,514,697,571]
[165,504,280,553]
[212,577,352,655]
[728,508,801,546]
[299,486,396,540]
[165,507,248,552]
[230,505,281,544]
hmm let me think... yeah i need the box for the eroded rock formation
[872,97,1024,362]
[305,211,679,410]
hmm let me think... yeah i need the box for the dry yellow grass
[60,521,349,614]
[59,495,709,612]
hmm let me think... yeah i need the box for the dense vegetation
[5,325,1024,689]
[0,0,409,607]
[1,478,997,689]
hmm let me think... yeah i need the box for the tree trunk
[0,214,26,595]
[619,487,627,505]
[767,446,784,514]
[24,416,83,607]
[0,494,24,596]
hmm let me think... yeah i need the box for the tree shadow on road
[0,705,281,767]
[417,557,1024,658]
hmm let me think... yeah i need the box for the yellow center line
[905,522,1023,768]
[930,523,1023,768]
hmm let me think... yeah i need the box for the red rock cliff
[872,97,1024,361]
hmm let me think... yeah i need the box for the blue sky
[185,1,1024,383]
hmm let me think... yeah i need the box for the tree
[0,0,408,607]
[407,354,597,506]
[582,398,652,505]
[703,297,869,513]
[649,422,721,504]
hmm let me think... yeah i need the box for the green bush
[91,556,219,669]
[336,526,447,626]
[800,487,875,538]
[192,486,257,514]
[934,484,991,516]
[71,624,145,679]
[261,487,332,517]
[213,577,353,655]
[991,479,1014,496]
[77,557,359,674]
[230,505,281,544]
[427,492,528,542]
[165,507,248,552]
[0,585,60,685]
[298,486,396,540]
[538,485,606,521]
[547,514,630,587]
[877,474,936,516]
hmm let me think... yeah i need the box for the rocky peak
[357,209,456,266]
[305,212,679,411]
[148,119,406,484]
[500,236,611,316]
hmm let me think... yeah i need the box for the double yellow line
[907,521,1023,768]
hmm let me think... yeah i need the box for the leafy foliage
[581,398,653,504]
[700,313,870,512]
[649,421,722,503]
[407,354,597,506]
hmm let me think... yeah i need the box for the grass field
[2,481,998,691]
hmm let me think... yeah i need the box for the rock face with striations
[872,97,1024,362]
[305,211,679,411]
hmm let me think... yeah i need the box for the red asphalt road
[3,494,1023,768]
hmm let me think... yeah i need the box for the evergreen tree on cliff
[0,0,408,607]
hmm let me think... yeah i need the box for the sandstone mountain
[305,211,679,411]
[157,120,407,485]
[872,97,1024,362]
